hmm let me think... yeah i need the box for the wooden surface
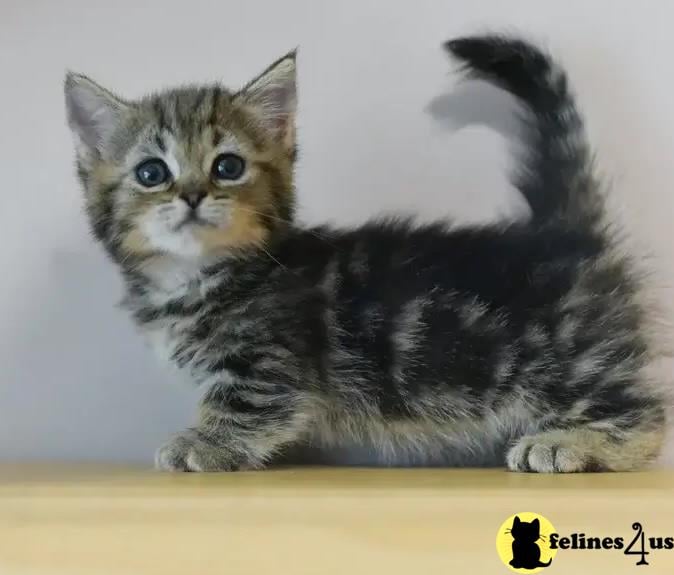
[1,465,673,574]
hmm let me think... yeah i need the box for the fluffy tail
[445,35,603,228]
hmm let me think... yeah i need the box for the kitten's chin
[173,213,217,232]
[154,232,206,260]
[134,215,207,260]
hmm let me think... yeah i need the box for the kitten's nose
[179,189,207,210]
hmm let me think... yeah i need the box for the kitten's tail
[445,35,603,228]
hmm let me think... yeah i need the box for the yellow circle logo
[496,512,558,573]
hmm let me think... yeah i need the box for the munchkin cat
[65,35,666,472]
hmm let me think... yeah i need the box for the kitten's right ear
[513,516,521,525]
[64,72,129,156]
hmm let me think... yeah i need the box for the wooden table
[1,465,673,574]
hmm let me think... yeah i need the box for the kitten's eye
[212,153,246,181]
[135,159,170,188]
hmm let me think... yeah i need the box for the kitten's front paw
[506,434,594,473]
[155,429,247,472]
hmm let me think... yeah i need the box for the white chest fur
[125,258,208,376]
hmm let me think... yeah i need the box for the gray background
[1,0,672,464]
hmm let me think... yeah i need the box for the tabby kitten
[65,35,666,472]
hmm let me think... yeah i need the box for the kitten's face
[65,55,296,263]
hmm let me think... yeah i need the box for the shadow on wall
[424,78,532,223]
[426,78,522,141]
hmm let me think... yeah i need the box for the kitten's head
[65,54,297,264]
[511,516,541,542]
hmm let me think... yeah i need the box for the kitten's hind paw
[506,434,592,473]
[506,425,664,473]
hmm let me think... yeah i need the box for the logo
[496,512,557,573]
[497,513,674,570]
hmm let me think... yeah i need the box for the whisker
[259,245,291,274]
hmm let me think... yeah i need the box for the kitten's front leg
[155,381,314,472]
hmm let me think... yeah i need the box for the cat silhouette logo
[496,512,558,573]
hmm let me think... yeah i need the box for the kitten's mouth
[174,212,211,231]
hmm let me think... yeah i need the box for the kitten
[509,516,552,569]
[64,34,666,472]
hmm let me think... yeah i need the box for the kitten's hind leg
[506,417,665,473]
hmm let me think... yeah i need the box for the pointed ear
[532,518,540,527]
[64,72,129,156]
[236,51,297,148]
[513,516,521,525]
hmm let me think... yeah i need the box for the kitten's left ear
[532,519,540,527]
[236,51,297,149]
[64,72,130,157]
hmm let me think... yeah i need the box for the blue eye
[135,159,170,187]
[212,153,246,181]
